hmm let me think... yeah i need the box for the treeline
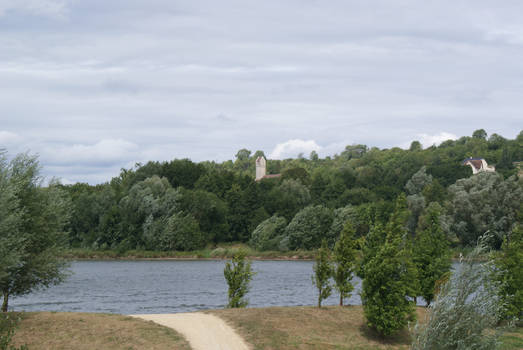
[61,129,523,252]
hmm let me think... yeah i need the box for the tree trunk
[340,294,343,306]
[2,292,8,313]
[318,294,321,308]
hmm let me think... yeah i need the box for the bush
[224,251,255,308]
[285,205,333,250]
[411,236,509,350]
[249,215,287,251]
[0,313,28,350]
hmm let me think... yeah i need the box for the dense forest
[60,129,523,252]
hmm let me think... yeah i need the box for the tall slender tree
[361,194,416,336]
[224,250,255,308]
[312,239,333,308]
[495,224,523,320]
[333,222,357,306]
[412,203,451,305]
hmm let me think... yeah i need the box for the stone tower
[255,156,266,180]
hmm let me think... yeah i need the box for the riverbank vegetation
[56,129,521,254]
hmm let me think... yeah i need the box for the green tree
[411,237,507,350]
[267,179,311,221]
[412,204,451,305]
[361,195,416,336]
[472,128,488,140]
[0,153,71,312]
[235,149,251,161]
[357,223,386,279]
[249,215,287,251]
[312,239,333,308]
[158,213,204,251]
[333,223,357,306]
[495,224,523,320]
[446,172,522,247]
[224,251,255,308]
[285,205,333,250]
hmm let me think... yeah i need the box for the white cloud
[269,139,321,159]
[0,0,70,18]
[42,139,139,166]
[0,130,22,146]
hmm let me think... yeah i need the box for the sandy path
[131,313,250,350]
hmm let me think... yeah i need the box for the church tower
[255,156,266,180]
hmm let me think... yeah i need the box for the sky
[0,0,522,184]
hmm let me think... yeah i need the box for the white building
[462,158,495,174]
[255,156,281,181]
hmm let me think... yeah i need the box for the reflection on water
[11,260,445,314]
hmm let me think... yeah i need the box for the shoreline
[67,255,315,261]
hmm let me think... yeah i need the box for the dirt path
[131,313,250,350]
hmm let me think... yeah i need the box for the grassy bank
[62,243,315,260]
[7,308,523,350]
[10,312,190,350]
[63,244,486,262]
[210,306,421,350]
[210,306,523,350]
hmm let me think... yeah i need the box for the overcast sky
[1,0,521,184]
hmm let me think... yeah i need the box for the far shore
[69,255,315,261]
[62,248,475,262]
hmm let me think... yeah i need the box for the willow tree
[0,152,71,312]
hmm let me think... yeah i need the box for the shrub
[411,236,509,350]
[224,251,255,308]
[0,313,28,350]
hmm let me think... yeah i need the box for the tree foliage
[249,215,287,251]
[0,152,71,312]
[223,251,255,308]
[445,172,523,247]
[312,239,333,308]
[411,238,507,350]
[333,223,357,306]
[412,203,451,305]
[495,224,523,321]
[46,130,521,253]
[285,205,334,250]
[361,195,416,336]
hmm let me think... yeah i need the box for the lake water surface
[11,260,362,314]
[11,260,445,314]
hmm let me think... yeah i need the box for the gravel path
[131,313,250,350]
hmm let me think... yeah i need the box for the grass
[10,312,190,350]
[62,243,315,260]
[210,306,523,350]
[500,326,523,350]
[6,308,522,350]
[210,305,425,350]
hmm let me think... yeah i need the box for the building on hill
[462,158,496,174]
[255,156,281,181]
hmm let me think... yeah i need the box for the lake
[10,260,361,314]
[11,260,440,314]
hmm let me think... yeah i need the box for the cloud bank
[1,1,522,183]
